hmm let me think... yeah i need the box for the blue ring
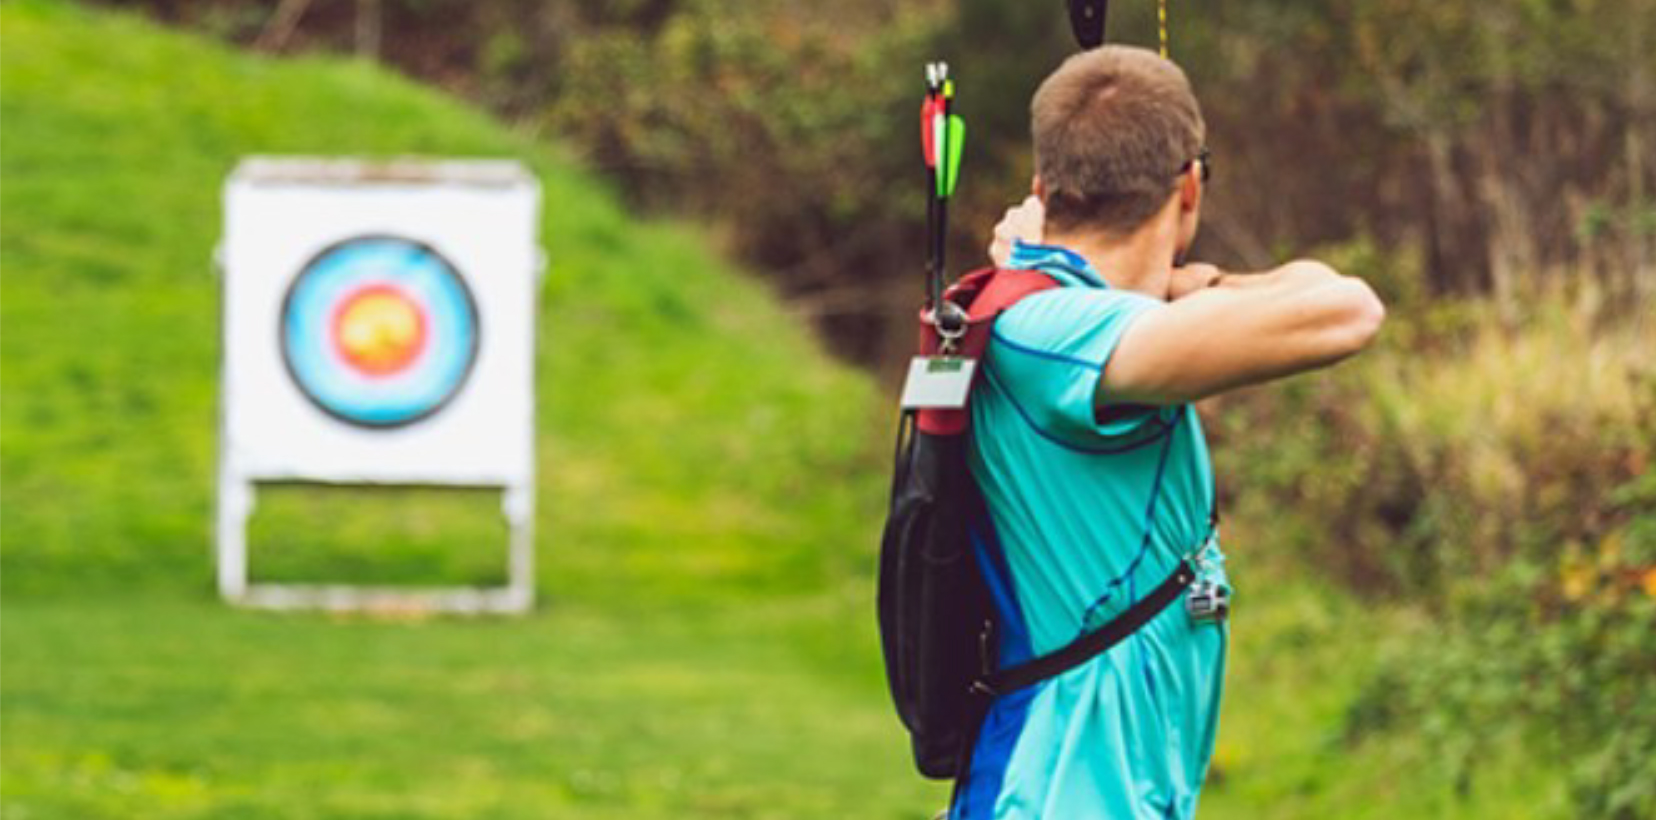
[280,235,480,429]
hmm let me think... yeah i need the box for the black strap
[972,560,1196,697]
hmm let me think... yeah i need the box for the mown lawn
[2,595,944,819]
[1,578,1565,819]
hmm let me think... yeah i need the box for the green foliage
[1207,250,1656,817]
[96,0,1656,357]
[544,0,944,363]
[1343,525,1656,819]
[1200,578,1570,820]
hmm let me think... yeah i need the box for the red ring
[329,283,429,377]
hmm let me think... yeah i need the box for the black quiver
[877,410,996,779]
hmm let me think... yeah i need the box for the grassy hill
[1,1,938,816]
[0,0,881,603]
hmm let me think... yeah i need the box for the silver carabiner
[934,301,968,354]
[1183,531,1228,623]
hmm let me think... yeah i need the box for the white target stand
[217,158,542,615]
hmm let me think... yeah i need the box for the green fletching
[942,115,965,197]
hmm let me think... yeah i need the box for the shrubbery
[1207,245,1656,817]
[107,1,1656,369]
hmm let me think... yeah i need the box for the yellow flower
[1561,566,1593,602]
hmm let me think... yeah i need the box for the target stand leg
[503,483,536,613]
[216,477,254,602]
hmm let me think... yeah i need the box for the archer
[953,46,1385,818]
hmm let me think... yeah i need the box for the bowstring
[1158,0,1169,58]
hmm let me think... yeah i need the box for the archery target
[220,157,539,488]
[281,236,480,428]
[218,158,542,611]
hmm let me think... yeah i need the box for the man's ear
[1178,168,1201,212]
[1032,175,1046,202]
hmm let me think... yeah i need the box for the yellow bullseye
[332,286,427,376]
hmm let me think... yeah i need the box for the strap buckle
[1185,579,1230,623]
[1180,535,1229,624]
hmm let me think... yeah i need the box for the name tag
[899,356,977,409]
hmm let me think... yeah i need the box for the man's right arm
[1100,261,1385,406]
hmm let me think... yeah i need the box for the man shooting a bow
[952,46,1385,818]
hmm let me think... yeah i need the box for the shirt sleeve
[985,287,1166,441]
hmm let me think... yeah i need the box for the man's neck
[1044,218,1179,298]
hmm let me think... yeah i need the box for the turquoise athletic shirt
[950,241,1230,820]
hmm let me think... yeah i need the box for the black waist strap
[972,560,1196,697]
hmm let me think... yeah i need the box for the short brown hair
[1031,46,1205,235]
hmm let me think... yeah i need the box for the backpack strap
[963,269,1060,329]
[971,560,1197,697]
[916,268,1058,436]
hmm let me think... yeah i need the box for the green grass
[246,486,512,586]
[0,1,1578,817]
[0,586,1565,819]
[2,597,941,819]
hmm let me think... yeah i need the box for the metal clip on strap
[933,301,968,354]
[972,560,1196,698]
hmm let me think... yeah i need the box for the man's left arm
[1101,260,1385,407]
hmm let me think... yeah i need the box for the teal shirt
[951,242,1230,820]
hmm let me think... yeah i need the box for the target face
[280,236,480,428]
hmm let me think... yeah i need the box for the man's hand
[989,195,1044,267]
[1167,263,1223,301]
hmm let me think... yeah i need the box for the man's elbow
[1325,277,1386,356]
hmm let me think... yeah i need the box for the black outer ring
[277,233,483,430]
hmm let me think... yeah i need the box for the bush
[1207,246,1656,816]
